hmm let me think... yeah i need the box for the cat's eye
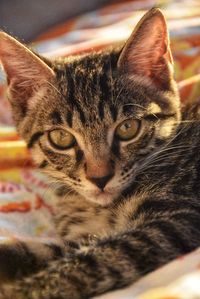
[48,129,76,149]
[115,119,141,141]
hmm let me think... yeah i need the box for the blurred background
[0,0,111,41]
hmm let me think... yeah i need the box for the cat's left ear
[0,32,55,103]
[118,8,173,90]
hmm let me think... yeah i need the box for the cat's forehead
[43,50,174,135]
[60,52,118,102]
[53,53,142,113]
[48,52,119,128]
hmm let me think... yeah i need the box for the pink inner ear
[0,32,55,85]
[0,32,55,107]
[164,46,173,64]
[117,9,173,90]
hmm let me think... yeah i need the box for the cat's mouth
[85,189,118,206]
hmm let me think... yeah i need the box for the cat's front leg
[0,236,65,283]
[0,226,182,299]
[0,258,84,299]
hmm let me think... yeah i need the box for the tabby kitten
[0,7,200,299]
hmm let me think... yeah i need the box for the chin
[84,190,118,207]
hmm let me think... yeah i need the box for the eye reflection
[115,119,141,141]
[48,129,76,149]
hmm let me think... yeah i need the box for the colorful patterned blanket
[0,0,200,297]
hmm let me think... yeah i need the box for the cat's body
[0,8,200,299]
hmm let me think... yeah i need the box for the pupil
[60,132,65,140]
[124,122,131,131]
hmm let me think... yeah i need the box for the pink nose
[85,160,114,189]
[88,173,114,190]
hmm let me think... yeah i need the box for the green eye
[115,119,141,141]
[48,129,76,149]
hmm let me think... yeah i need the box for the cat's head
[0,8,180,206]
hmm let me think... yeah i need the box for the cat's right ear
[0,32,55,105]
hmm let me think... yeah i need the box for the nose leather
[89,173,114,190]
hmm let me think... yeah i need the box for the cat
[0,7,200,299]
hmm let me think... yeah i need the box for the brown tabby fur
[0,8,200,299]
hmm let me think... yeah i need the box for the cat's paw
[0,237,18,283]
[0,237,35,283]
[0,236,45,283]
[0,285,15,299]
[0,281,29,299]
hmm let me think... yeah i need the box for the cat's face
[0,8,180,206]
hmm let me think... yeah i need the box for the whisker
[109,56,115,105]
[45,80,66,100]
[122,103,148,111]
[114,84,125,105]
